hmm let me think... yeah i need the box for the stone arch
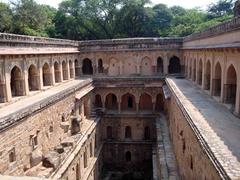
[11,66,25,97]
[121,93,136,111]
[69,60,74,79]
[62,61,68,80]
[98,59,104,73]
[205,60,211,90]
[224,64,237,106]
[144,126,151,140]
[139,93,152,110]
[155,93,164,112]
[28,64,39,91]
[42,63,52,86]
[157,57,164,74]
[75,59,80,77]
[125,126,132,139]
[54,62,61,83]
[169,56,181,74]
[105,93,118,110]
[213,62,222,97]
[141,57,152,76]
[82,58,93,75]
[95,94,103,108]
[109,58,119,76]
[198,59,203,85]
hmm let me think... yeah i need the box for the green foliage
[0,0,235,39]
[0,2,13,33]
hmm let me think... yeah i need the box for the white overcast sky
[1,0,218,9]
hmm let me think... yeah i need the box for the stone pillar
[67,61,70,80]
[163,55,169,75]
[5,71,12,102]
[202,60,206,90]
[59,62,63,82]
[72,61,76,79]
[23,68,29,96]
[38,65,43,89]
[152,102,156,113]
[118,101,121,113]
[51,63,55,86]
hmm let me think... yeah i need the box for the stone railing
[79,37,183,51]
[184,16,240,42]
[0,33,79,47]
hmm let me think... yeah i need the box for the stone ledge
[0,79,93,132]
[166,78,240,180]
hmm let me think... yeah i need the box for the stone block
[42,151,60,169]
[30,149,43,167]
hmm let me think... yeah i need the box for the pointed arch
[28,64,39,91]
[11,66,25,97]
[169,56,181,74]
[139,93,152,110]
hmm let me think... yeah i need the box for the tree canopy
[0,0,235,39]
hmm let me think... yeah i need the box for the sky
[0,0,218,10]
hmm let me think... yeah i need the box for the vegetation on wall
[0,0,235,39]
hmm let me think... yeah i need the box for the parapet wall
[0,33,78,47]
[79,38,183,52]
[184,17,240,42]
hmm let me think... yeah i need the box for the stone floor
[167,78,240,179]
[155,115,179,180]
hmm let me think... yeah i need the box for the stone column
[23,68,29,96]
[51,63,55,86]
[59,62,63,82]
[72,61,76,79]
[163,55,169,75]
[39,65,44,90]
[5,71,12,102]
[67,61,70,80]
[118,101,121,113]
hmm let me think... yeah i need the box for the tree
[208,0,234,18]
[0,2,13,33]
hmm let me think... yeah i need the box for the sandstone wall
[167,94,221,179]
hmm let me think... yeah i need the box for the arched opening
[224,65,237,106]
[28,64,39,91]
[69,60,74,79]
[75,59,79,77]
[141,57,152,76]
[121,93,136,111]
[62,61,68,80]
[125,151,131,162]
[155,93,164,112]
[193,60,196,82]
[11,66,24,97]
[157,57,164,74]
[144,126,150,140]
[95,94,102,108]
[54,62,61,83]
[168,56,181,74]
[139,93,152,111]
[107,126,113,139]
[76,163,80,180]
[125,126,132,139]
[42,63,52,86]
[105,93,118,110]
[82,58,93,75]
[198,60,203,85]
[205,61,211,90]
[98,59,104,73]
[213,62,222,97]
